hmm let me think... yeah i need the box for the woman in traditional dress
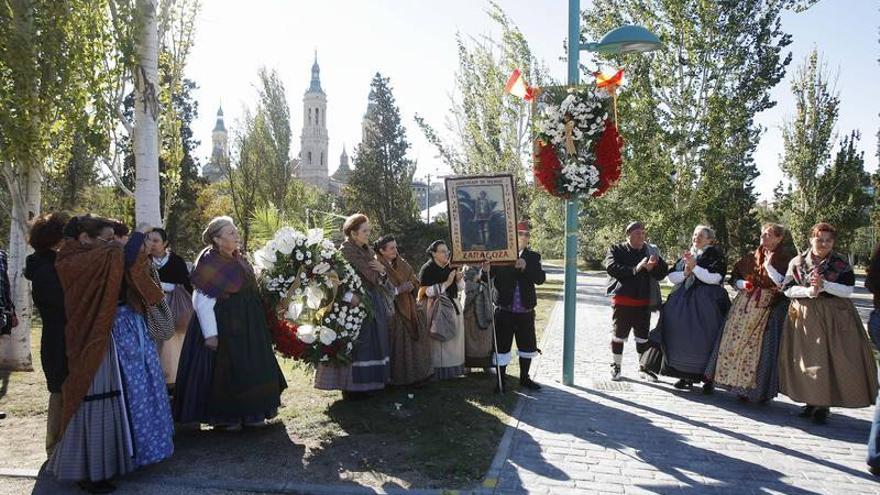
[50,216,173,493]
[314,214,391,398]
[657,225,730,393]
[145,228,193,392]
[374,234,433,386]
[463,264,494,371]
[706,224,792,403]
[418,240,466,380]
[24,212,69,456]
[173,216,287,430]
[779,222,878,424]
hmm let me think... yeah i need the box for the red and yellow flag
[504,68,535,101]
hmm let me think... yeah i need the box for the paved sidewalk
[488,272,880,495]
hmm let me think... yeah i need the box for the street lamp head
[582,25,661,55]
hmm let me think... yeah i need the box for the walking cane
[485,258,504,394]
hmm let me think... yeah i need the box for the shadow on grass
[316,371,519,489]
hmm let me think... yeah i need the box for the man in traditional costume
[492,221,545,391]
[604,221,668,381]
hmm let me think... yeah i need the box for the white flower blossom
[297,325,317,344]
[318,326,337,346]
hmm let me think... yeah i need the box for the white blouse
[192,290,218,339]
[668,265,722,286]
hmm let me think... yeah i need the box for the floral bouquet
[533,85,622,198]
[253,227,367,366]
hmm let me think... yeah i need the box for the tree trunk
[133,0,162,226]
[0,160,40,370]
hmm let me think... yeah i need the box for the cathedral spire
[213,105,226,132]
[308,49,323,94]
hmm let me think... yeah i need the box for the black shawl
[418,260,458,300]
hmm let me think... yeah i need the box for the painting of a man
[445,174,518,265]
[458,187,506,250]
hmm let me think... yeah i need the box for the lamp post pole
[561,0,581,386]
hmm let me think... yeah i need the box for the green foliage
[163,77,209,258]
[814,131,870,250]
[415,1,546,213]
[0,0,113,209]
[774,50,839,247]
[222,67,337,253]
[581,0,805,260]
[774,51,871,253]
[255,67,293,208]
[346,73,418,233]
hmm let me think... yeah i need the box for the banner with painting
[444,174,518,265]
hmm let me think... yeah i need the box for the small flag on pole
[505,68,535,101]
[595,69,624,89]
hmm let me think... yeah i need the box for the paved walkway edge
[480,299,564,495]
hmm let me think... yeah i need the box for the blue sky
[187,0,878,200]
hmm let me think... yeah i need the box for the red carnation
[592,119,623,198]
[534,143,566,198]
[272,318,306,359]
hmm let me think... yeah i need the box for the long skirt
[389,313,433,386]
[429,298,465,380]
[47,338,134,481]
[657,283,730,381]
[158,285,193,385]
[315,288,392,391]
[464,304,494,369]
[173,287,287,424]
[111,305,174,467]
[707,293,788,401]
[779,296,878,408]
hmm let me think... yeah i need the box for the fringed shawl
[190,247,253,299]
[379,256,421,339]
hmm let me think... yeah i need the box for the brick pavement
[488,272,880,495]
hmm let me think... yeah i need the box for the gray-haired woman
[653,225,731,393]
[173,216,287,430]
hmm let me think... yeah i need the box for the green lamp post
[562,1,660,386]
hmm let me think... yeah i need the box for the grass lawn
[0,278,563,489]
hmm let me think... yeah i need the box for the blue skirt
[658,283,730,380]
[111,305,174,467]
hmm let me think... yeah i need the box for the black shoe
[0,411,6,419]
[520,378,541,390]
[702,382,715,395]
[798,405,816,418]
[737,394,749,403]
[78,480,116,494]
[869,465,880,477]
[812,407,830,424]
[673,379,693,390]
